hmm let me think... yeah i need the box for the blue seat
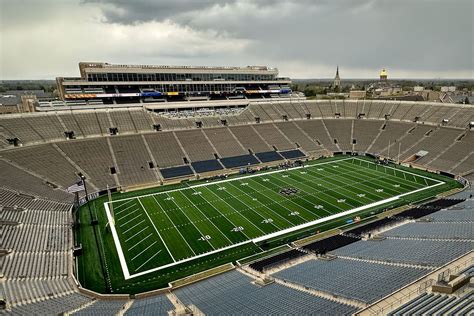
[220,154,259,168]
[191,159,223,173]
[279,149,305,159]
[160,165,194,179]
[255,151,284,163]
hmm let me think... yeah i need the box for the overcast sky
[1,0,473,80]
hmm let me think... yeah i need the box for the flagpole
[398,142,402,164]
[107,185,115,226]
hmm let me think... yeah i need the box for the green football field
[104,157,443,280]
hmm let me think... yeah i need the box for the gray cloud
[1,0,473,79]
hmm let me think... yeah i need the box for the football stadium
[1,60,473,315]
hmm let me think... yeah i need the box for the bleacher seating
[57,138,117,189]
[203,127,248,157]
[295,120,339,152]
[125,295,174,316]
[323,119,353,151]
[68,112,102,136]
[428,208,474,223]
[109,110,136,133]
[253,123,295,151]
[383,222,473,240]
[352,119,384,152]
[331,238,472,267]
[175,129,217,161]
[144,132,187,168]
[389,291,473,315]
[1,116,44,144]
[174,270,358,315]
[229,125,273,153]
[402,127,463,162]
[368,121,415,155]
[385,124,433,160]
[273,258,428,303]
[428,131,474,172]
[9,292,92,315]
[1,144,82,189]
[129,110,153,131]
[0,160,73,202]
[59,113,85,138]
[23,115,65,141]
[109,135,158,186]
[72,299,127,315]
[0,187,71,210]
[274,122,320,152]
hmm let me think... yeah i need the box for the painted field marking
[131,241,158,261]
[119,213,142,228]
[137,197,177,263]
[135,250,162,272]
[118,208,140,221]
[124,227,148,243]
[123,219,146,234]
[104,157,445,280]
[128,233,153,251]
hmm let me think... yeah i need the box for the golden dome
[380,69,388,77]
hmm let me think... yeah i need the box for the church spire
[333,65,341,89]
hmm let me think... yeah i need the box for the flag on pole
[67,180,85,193]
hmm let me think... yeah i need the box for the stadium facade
[55,62,292,106]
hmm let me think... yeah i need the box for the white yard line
[123,219,146,234]
[167,191,216,251]
[201,186,267,236]
[114,199,135,209]
[135,250,162,272]
[303,167,389,201]
[103,157,446,280]
[128,233,153,251]
[179,188,234,245]
[199,186,254,240]
[115,202,138,215]
[118,208,140,221]
[226,181,283,231]
[125,227,148,242]
[137,197,177,263]
[151,195,198,256]
[132,241,157,261]
[119,213,142,228]
[337,161,422,192]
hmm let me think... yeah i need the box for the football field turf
[104,157,443,279]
